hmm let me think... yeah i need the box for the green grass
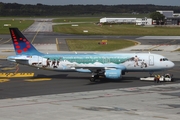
[0,16,180,36]
[66,39,136,51]
[53,17,180,36]
[53,23,180,36]
[0,20,34,34]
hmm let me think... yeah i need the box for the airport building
[100,17,152,25]
[100,18,136,24]
[100,10,180,25]
[166,17,180,25]
[157,10,174,18]
[136,18,152,26]
[157,10,180,25]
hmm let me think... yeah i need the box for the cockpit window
[164,58,168,61]
[160,58,168,61]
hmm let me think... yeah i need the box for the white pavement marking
[0,84,180,120]
[24,20,53,32]
[137,36,180,40]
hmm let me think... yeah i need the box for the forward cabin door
[38,56,43,67]
[149,55,154,66]
[38,56,46,67]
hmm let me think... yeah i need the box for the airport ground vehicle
[140,73,172,82]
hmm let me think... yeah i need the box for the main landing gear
[90,70,104,82]
[90,74,99,82]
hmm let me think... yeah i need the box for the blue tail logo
[9,28,42,55]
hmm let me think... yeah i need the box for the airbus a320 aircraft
[7,28,175,82]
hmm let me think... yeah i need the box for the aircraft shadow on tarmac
[35,73,180,85]
[36,73,136,83]
[85,80,134,85]
[36,74,68,78]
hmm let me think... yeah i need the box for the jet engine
[104,69,122,79]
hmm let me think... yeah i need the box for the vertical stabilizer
[9,28,42,55]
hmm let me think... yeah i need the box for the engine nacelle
[104,69,122,79]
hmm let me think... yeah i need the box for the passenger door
[149,55,154,66]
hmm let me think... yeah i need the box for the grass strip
[66,39,137,51]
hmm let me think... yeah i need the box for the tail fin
[9,28,42,55]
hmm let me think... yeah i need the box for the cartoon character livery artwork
[7,28,175,82]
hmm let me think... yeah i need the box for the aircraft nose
[169,61,175,68]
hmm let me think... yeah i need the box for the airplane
[7,28,175,82]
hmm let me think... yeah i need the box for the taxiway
[0,20,180,120]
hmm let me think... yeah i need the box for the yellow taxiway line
[0,56,7,59]
[0,73,34,78]
[24,78,52,82]
[0,79,10,83]
[1,64,19,71]
[1,67,16,71]
[56,38,60,51]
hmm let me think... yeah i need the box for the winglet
[9,28,43,55]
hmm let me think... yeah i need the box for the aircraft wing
[75,65,126,80]
[75,66,117,70]
[74,65,126,73]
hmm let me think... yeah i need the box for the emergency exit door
[149,55,154,66]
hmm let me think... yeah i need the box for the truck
[140,74,172,82]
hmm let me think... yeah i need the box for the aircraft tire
[90,77,95,82]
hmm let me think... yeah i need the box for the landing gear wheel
[94,75,99,79]
[90,73,100,82]
[90,77,95,82]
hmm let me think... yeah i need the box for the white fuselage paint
[9,53,175,73]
